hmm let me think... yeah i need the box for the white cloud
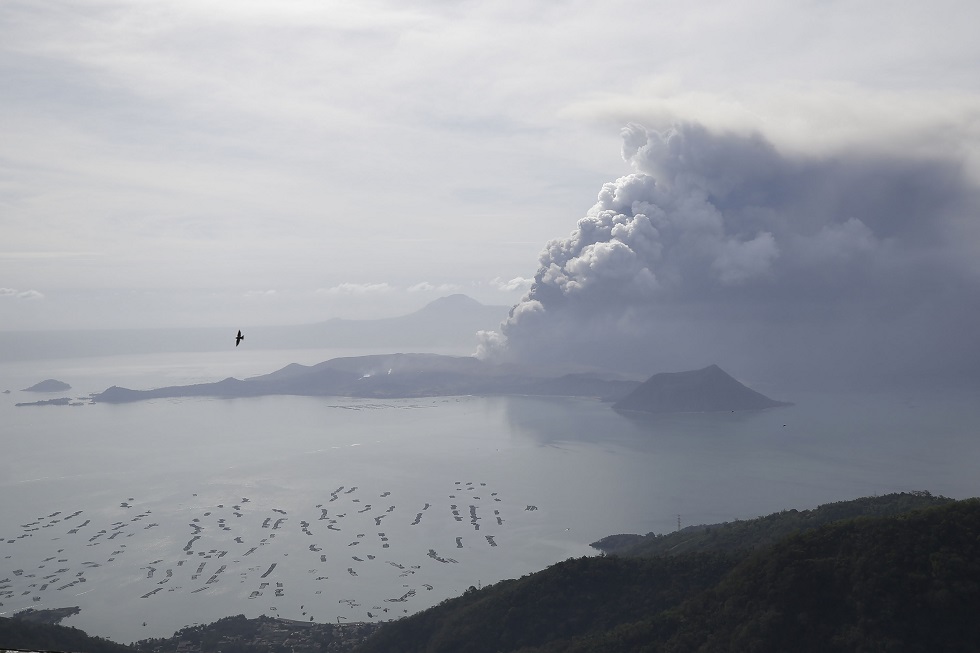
[566,83,980,181]
[317,283,394,296]
[0,287,44,300]
[490,276,533,292]
[407,282,462,293]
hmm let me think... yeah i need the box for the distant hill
[22,378,71,392]
[89,361,791,408]
[613,364,790,413]
[91,353,640,403]
[15,397,75,407]
[0,295,511,361]
[251,294,510,350]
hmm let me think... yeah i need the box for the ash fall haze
[3,2,980,649]
[2,0,979,385]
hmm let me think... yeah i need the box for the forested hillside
[591,490,953,557]
[354,494,980,653]
[0,615,132,653]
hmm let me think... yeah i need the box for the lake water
[1,349,979,643]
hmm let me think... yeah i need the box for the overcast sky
[3,1,980,381]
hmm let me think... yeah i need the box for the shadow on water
[500,395,785,453]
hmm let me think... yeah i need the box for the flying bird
[235,330,244,347]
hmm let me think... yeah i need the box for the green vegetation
[135,615,287,653]
[133,615,382,653]
[10,606,81,625]
[354,493,980,653]
[354,554,736,653]
[0,614,131,653]
[656,497,980,652]
[592,490,953,557]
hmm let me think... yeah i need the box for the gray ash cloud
[479,123,980,384]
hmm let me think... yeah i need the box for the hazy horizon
[4,6,980,644]
[3,0,980,385]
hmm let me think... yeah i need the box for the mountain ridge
[91,353,640,403]
[613,364,790,413]
[88,359,791,409]
[0,295,511,361]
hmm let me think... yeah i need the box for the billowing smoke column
[479,123,980,384]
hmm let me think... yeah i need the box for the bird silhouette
[235,330,244,347]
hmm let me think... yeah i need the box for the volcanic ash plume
[478,122,980,382]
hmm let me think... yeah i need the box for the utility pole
[677,514,681,532]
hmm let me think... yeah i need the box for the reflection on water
[1,357,979,643]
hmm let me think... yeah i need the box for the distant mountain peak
[613,364,790,413]
[416,294,484,313]
[22,378,72,392]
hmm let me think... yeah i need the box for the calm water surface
[1,351,978,642]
